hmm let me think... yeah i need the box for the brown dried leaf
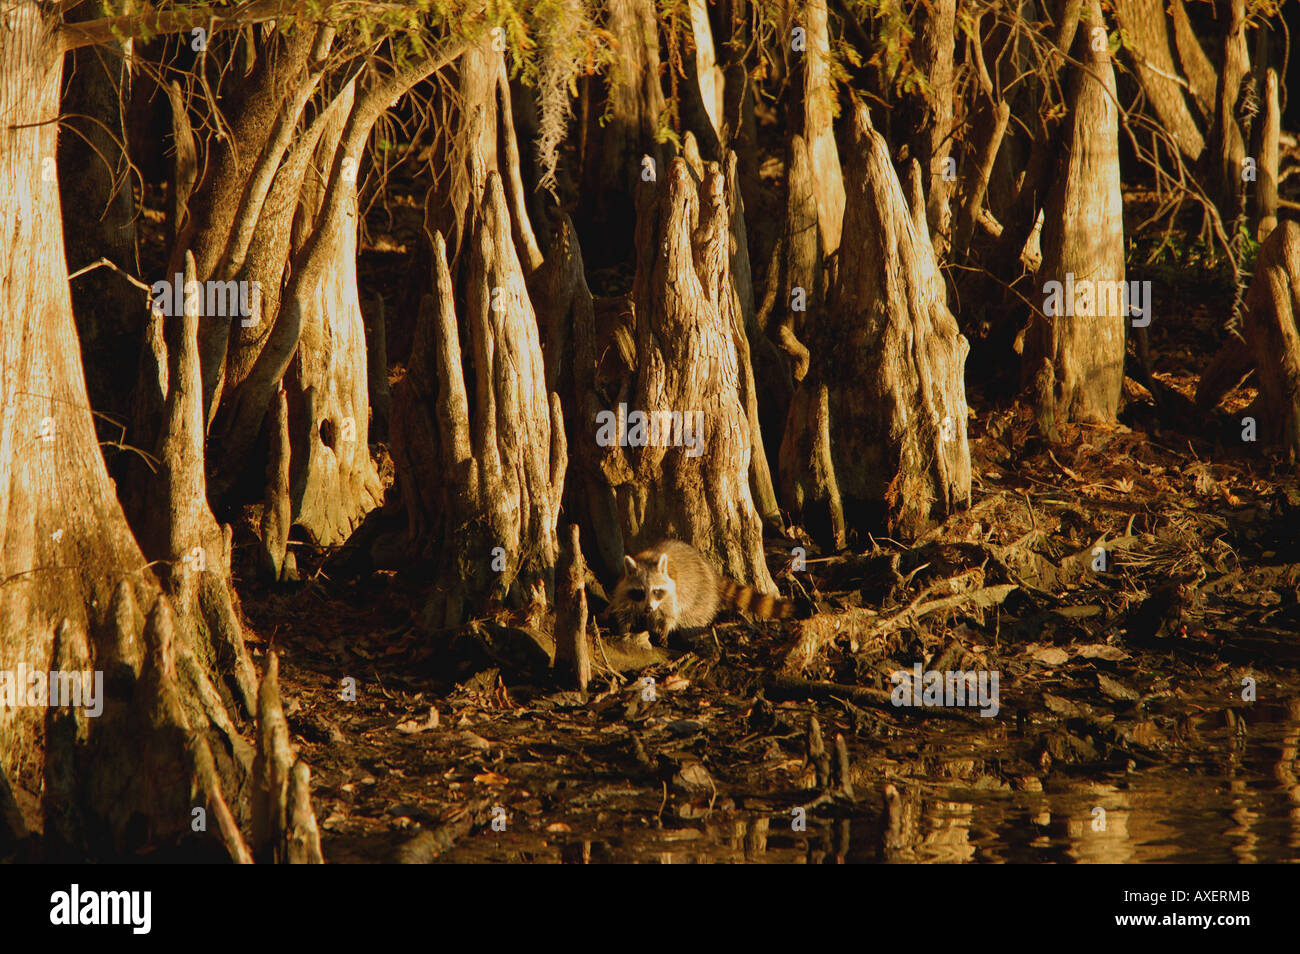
[1097,673,1140,703]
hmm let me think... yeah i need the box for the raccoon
[608,540,795,644]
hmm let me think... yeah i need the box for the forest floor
[222,184,1300,861]
[103,124,1275,862]
[238,385,1300,862]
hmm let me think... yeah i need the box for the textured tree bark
[1026,0,1127,426]
[495,53,546,274]
[979,0,1031,220]
[179,25,329,428]
[679,3,722,164]
[392,174,566,631]
[775,135,823,376]
[952,93,1010,260]
[588,159,775,589]
[781,105,971,544]
[795,0,845,256]
[689,0,724,139]
[1199,222,1300,461]
[1169,0,1217,120]
[771,133,836,544]
[210,24,473,544]
[1244,224,1300,459]
[425,62,495,319]
[725,153,757,339]
[402,35,543,364]
[203,77,350,454]
[278,94,384,547]
[908,0,956,252]
[126,251,259,712]
[751,133,821,491]
[695,165,780,527]
[987,0,1081,279]
[0,4,263,860]
[1112,0,1205,161]
[553,524,591,691]
[532,216,625,578]
[1208,0,1249,220]
[718,0,765,264]
[252,653,323,863]
[578,0,666,267]
[199,28,469,547]
[1256,68,1280,241]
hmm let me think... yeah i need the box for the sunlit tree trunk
[1025,0,1127,427]
[0,1,264,861]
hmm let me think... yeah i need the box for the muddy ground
[124,144,1300,863]
[234,371,1300,862]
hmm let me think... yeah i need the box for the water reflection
[438,700,1300,863]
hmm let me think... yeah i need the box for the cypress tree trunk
[533,216,624,577]
[780,105,971,545]
[1112,0,1205,161]
[908,0,956,252]
[1026,0,1127,427]
[577,0,666,268]
[1199,222,1300,461]
[391,172,566,630]
[1169,0,1217,119]
[0,3,279,860]
[565,159,776,589]
[794,0,845,257]
[1256,68,1280,240]
[1207,0,1249,220]
[207,33,472,545]
[1240,222,1300,460]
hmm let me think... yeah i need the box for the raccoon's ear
[623,555,639,575]
[656,553,669,574]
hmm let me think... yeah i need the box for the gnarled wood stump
[594,158,775,590]
[0,8,271,860]
[780,105,971,545]
[392,174,566,630]
[1197,221,1300,461]
[530,215,625,578]
[126,251,259,714]
[252,653,323,863]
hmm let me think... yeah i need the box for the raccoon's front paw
[619,629,654,650]
[607,624,652,647]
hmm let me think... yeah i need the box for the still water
[437,703,1300,863]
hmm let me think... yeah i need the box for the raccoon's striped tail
[718,579,797,620]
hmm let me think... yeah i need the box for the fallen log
[782,583,1017,673]
[765,675,988,724]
